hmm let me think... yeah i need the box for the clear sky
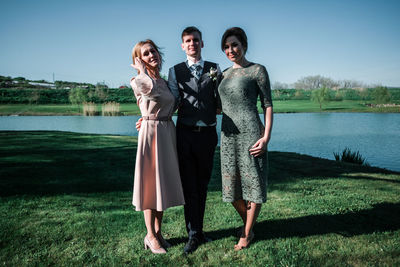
[1,0,399,88]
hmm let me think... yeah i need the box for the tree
[273,89,281,99]
[96,82,108,89]
[68,88,87,112]
[311,87,330,111]
[28,90,40,105]
[94,88,108,102]
[295,75,338,89]
[14,77,26,82]
[0,76,13,88]
[338,79,363,89]
[272,81,290,90]
[372,86,391,104]
[294,90,305,100]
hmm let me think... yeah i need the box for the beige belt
[142,115,172,121]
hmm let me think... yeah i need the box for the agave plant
[333,147,369,166]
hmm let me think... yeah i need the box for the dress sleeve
[130,73,155,97]
[256,65,273,108]
[215,64,223,110]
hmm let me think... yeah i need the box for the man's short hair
[181,26,202,41]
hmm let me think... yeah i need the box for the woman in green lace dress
[218,27,273,251]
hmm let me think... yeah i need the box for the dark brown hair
[221,27,248,53]
[181,26,202,41]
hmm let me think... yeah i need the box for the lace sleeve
[255,65,273,108]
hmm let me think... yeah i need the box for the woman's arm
[249,65,274,157]
[130,58,154,96]
[249,106,273,157]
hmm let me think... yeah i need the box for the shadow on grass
[323,107,345,111]
[0,131,136,196]
[209,150,399,192]
[1,131,399,196]
[267,151,399,182]
[192,202,400,244]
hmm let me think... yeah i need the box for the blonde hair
[131,39,164,72]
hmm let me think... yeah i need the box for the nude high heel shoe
[144,236,167,254]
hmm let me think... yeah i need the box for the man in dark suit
[168,26,221,254]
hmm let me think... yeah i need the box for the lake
[1,113,399,172]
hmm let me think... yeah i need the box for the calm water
[1,113,399,172]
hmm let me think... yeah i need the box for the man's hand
[136,117,143,131]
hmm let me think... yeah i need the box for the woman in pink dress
[130,39,185,254]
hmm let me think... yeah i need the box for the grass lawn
[0,100,399,116]
[268,100,400,113]
[0,104,83,116]
[0,131,399,266]
[0,103,141,116]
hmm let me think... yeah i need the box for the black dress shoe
[183,237,200,254]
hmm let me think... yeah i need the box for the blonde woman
[130,39,185,254]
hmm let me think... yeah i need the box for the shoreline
[1,109,400,116]
[1,100,399,116]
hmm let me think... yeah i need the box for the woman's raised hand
[249,137,269,157]
[131,58,146,74]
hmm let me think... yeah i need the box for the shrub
[69,88,88,112]
[333,90,344,101]
[372,86,391,104]
[334,147,369,166]
[294,90,304,100]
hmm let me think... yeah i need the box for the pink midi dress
[130,73,185,211]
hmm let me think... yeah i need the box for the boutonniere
[207,67,218,82]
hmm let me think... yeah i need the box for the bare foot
[234,232,254,251]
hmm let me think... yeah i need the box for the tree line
[0,75,109,89]
[0,87,135,104]
[273,75,374,90]
[1,74,399,112]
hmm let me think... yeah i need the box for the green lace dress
[218,63,273,203]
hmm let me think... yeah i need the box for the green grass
[269,100,400,113]
[0,104,82,115]
[1,100,399,116]
[0,103,141,116]
[1,131,400,266]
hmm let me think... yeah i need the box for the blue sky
[1,0,399,87]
